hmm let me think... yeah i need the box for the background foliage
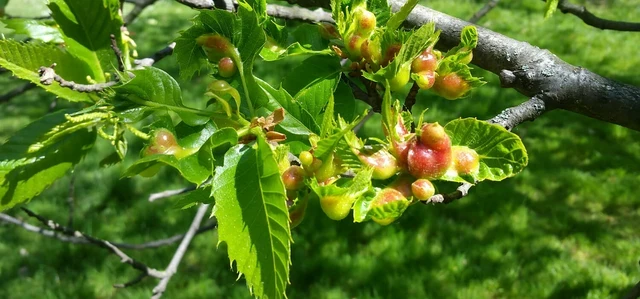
[0,0,639,298]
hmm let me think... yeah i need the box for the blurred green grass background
[1,0,640,298]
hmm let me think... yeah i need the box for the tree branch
[20,208,168,281]
[555,0,640,32]
[124,0,159,24]
[134,42,176,69]
[623,280,640,299]
[0,212,217,250]
[151,204,210,298]
[425,182,472,204]
[385,0,640,131]
[39,64,117,92]
[468,0,500,23]
[0,82,37,104]
[403,82,420,112]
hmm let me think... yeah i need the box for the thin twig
[134,42,176,69]
[468,0,500,23]
[0,82,37,104]
[353,110,375,133]
[359,77,382,112]
[20,208,167,280]
[0,212,217,250]
[403,82,420,112]
[110,34,126,72]
[67,173,76,229]
[124,0,159,24]
[552,0,640,32]
[424,182,473,204]
[39,64,118,92]
[149,185,196,202]
[151,204,210,299]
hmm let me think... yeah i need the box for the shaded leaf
[212,137,291,299]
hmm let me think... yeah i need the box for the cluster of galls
[196,34,238,78]
[321,8,472,99]
[355,118,479,225]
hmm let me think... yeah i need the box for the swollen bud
[288,195,308,229]
[346,34,365,59]
[143,128,180,156]
[361,39,382,66]
[318,23,340,40]
[407,141,452,180]
[299,151,315,169]
[414,70,436,90]
[451,146,480,175]
[319,195,354,221]
[196,34,235,61]
[355,9,376,35]
[380,44,401,67]
[388,65,411,91]
[356,148,399,180]
[411,49,438,73]
[282,165,306,191]
[420,122,450,151]
[218,57,236,78]
[369,188,410,225]
[411,179,435,201]
[433,72,471,100]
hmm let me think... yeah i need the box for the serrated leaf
[0,40,94,103]
[212,137,291,299]
[257,79,318,137]
[48,0,126,80]
[293,74,338,122]
[314,116,361,159]
[333,80,357,122]
[0,110,96,211]
[114,67,209,126]
[1,19,63,43]
[441,118,528,183]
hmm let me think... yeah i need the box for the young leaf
[440,118,528,183]
[314,115,362,159]
[309,166,374,222]
[48,0,127,80]
[385,0,418,31]
[261,23,333,61]
[0,40,94,103]
[0,110,96,211]
[212,137,291,299]
[257,79,319,137]
[113,67,209,126]
[544,0,560,19]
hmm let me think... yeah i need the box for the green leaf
[544,0,560,19]
[293,73,339,122]
[48,0,126,80]
[257,79,318,137]
[1,19,63,43]
[282,55,341,96]
[114,67,209,126]
[176,3,267,116]
[261,23,332,61]
[0,40,94,103]
[442,118,528,183]
[212,137,291,299]
[0,110,96,211]
[170,185,213,211]
[386,0,418,31]
[314,116,361,159]
[333,80,357,122]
